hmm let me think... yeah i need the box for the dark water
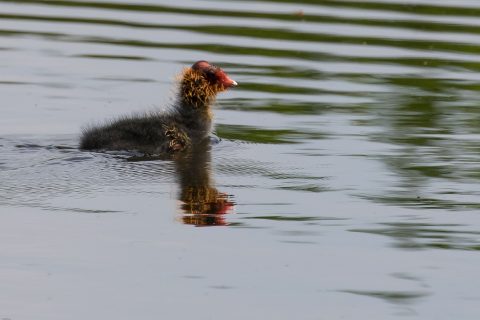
[1,0,480,319]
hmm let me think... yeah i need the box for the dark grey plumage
[79,61,237,155]
[80,111,184,154]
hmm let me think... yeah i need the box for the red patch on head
[191,60,237,89]
[192,60,211,71]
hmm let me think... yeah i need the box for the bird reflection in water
[127,138,234,226]
[174,138,235,226]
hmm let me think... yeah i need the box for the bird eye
[204,68,217,82]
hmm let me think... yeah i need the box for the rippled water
[1,0,480,319]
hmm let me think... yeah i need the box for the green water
[0,0,479,319]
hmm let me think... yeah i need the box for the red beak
[218,71,238,88]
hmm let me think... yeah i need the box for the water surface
[1,0,480,319]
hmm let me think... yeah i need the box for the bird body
[79,61,236,155]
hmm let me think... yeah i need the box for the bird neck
[174,68,222,134]
[177,68,221,112]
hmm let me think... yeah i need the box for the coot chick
[79,61,237,154]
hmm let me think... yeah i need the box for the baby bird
[79,61,237,154]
